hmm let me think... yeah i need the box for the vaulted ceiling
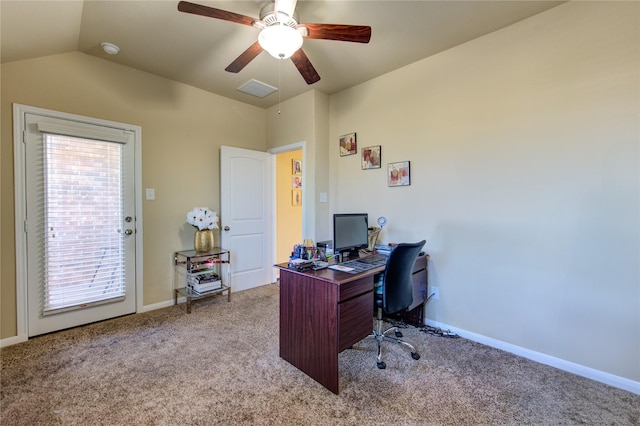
[1,1,564,109]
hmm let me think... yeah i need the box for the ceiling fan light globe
[258,24,303,60]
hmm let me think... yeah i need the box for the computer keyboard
[336,256,387,274]
[358,255,386,264]
[312,260,329,270]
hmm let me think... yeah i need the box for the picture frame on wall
[292,176,302,189]
[339,133,357,156]
[292,159,302,175]
[387,161,411,187]
[361,146,381,170]
[292,189,302,206]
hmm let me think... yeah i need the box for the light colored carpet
[1,284,638,425]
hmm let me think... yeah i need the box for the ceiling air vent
[237,79,278,98]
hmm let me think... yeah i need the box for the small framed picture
[387,161,411,187]
[292,176,302,189]
[361,146,381,170]
[292,159,302,175]
[339,133,357,156]
[292,189,302,206]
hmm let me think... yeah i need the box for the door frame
[12,103,144,343]
[220,143,308,287]
[268,141,308,283]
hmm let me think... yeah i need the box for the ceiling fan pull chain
[278,58,282,115]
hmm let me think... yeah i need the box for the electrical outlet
[431,286,440,300]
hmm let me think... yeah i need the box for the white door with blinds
[20,109,138,337]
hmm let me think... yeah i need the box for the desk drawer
[339,290,373,352]
[413,254,427,273]
[339,276,375,301]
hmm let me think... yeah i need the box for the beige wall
[330,1,639,382]
[276,150,303,264]
[266,90,330,242]
[1,52,266,337]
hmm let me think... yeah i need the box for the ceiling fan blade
[299,24,371,43]
[225,41,264,73]
[290,49,321,85]
[178,1,256,27]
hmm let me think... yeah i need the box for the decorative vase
[194,229,215,253]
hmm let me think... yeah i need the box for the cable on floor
[383,318,458,338]
[419,324,459,338]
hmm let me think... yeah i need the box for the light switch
[320,192,328,203]
[145,188,155,200]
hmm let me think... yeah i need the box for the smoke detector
[101,42,120,55]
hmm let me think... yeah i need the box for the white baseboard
[424,319,640,396]
[140,298,179,312]
[0,334,28,348]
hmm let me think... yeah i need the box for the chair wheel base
[377,361,386,369]
[411,352,420,360]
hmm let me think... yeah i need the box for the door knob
[224,226,230,231]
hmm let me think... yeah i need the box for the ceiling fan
[177,0,371,84]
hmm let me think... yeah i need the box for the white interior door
[220,146,273,292]
[18,107,138,337]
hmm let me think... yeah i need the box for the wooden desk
[276,254,428,394]
[276,263,383,394]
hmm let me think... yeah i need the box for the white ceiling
[1,0,565,109]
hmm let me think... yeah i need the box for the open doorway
[275,149,303,264]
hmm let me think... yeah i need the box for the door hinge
[22,131,28,144]
[24,220,28,233]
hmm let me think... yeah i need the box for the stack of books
[374,244,394,257]
[186,269,222,294]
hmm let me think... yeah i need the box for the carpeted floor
[1,284,638,425]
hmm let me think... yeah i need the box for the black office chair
[368,240,426,369]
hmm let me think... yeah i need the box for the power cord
[420,325,459,338]
[384,318,459,338]
[421,293,459,337]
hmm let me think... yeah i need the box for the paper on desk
[329,264,355,272]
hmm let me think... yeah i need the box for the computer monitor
[333,213,369,261]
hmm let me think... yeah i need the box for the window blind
[42,133,126,315]
[37,121,130,144]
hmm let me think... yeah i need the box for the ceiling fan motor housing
[259,3,299,28]
[258,3,303,59]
